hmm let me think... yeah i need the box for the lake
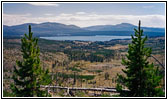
[40,35,131,42]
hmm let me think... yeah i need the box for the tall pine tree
[11,25,51,97]
[116,21,164,97]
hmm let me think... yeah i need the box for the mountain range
[3,22,88,37]
[84,23,164,32]
[3,22,165,37]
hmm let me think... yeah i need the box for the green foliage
[94,49,114,58]
[3,90,15,97]
[75,91,86,97]
[94,70,102,73]
[89,53,104,62]
[11,25,51,97]
[55,72,95,80]
[78,75,95,80]
[64,50,104,62]
[105,72,109,80]
[100,93,111,97]
[58,90,65,97]
[68,67,82,72]
[89,70,102,73]
[68,63,82,72]
[116,21,164,97]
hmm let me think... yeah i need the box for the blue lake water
[40,35,131,42]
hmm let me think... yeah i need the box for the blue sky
[3,2,165,28]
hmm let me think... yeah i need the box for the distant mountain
[3,22,89,37]
[84,23,165,32]
[3,22,165,37]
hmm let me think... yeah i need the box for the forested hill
[84,23,165,32]
[3,22,89,37]
[3,22,165,37]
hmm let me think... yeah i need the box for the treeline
[64,49,114,62]
[54,72,95,80]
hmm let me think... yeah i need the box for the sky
[3,2,165,28]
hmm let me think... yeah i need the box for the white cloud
[76,12,86,15]
[3,13,32,25]
[44,13,53,16]
[3,13,165,28]
[27,3,59,7]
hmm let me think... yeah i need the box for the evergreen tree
[11,25,51,97]
[116,21,164,97]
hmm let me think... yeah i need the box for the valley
[3,36,165,97]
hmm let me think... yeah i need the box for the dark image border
[1,0,167,99]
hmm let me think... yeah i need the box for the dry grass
[105,44,128,50]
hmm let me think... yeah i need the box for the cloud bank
[3,12,165,28]
[27,3,59,7]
